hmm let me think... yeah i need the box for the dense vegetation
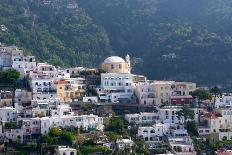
[0,0,112,67]
[2,0,232,88]
[78,0,232,88]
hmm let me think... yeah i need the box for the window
[70,152,74,155]
[119,64,122,69]
[111,64,114,69]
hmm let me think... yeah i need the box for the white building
[0,46,16,69]
[4,128,24,143]
[0,46,36,77]
[135,82,159,106]
[30,98,72,117]
[12,50,36,78]
[125,112,158,125]
[83,96,98,103]
[57,146,77,155]
[0,107,17,123]
[158,106,184,125]
[29,63,59,100]
[215,96,232,108]
[168,136,196,155]
[116,139,134,153]
[97,73,134,103]
[40,114,104,134]
[137,123,170,142]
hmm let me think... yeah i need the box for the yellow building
[56,80,85,102]
[101,55,131,73]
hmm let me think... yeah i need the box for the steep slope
[78,0,232,87]
[0,0,112,67]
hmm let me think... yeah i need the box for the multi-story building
[17,118,41,142]
[101,55,131,74]
[0,46,36,77]
[0,107,17,123]
[0,46,13,69]
[116,139,134,153]
[174,82,196,96]
[198,109,232,142]
[29,63,58,100]
[125,112,158,125]
[0,91,13,107]
[56,78,86,102]
[158,106,184,125]
[97,73,134,103]
[168,136,196,155]
[151,81,175,104]
[137,123,170,142]
[135,82,159,106]
[40,114,104,134]
[215,95,232,108]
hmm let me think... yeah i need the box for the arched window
[119,64,122,69]
[70,152,74,155]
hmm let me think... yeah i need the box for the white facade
[57,146,77,155]
[29,63,59,96]
[32,92,57,100]
[116,139,134,153]
[215,96,232,108]
[125,112,158,125]
[40,114,104,134]
[4,128,24,143]
[98,73,134,103]
[12,53,36,78]
[83,96,98,103]
[0,46,36,77]
[168,136,196,155]
[158,106,184,125]
[0,107,17,123]
[0,46,12,69]
[137,123,170,142]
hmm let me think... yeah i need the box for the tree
[186,121,198,136]
[176,106,195,122]
[60,131,76,145]
[210,86,222,106]
[191,89,212,107]
[49,127,62,137]
[105,116,125,134]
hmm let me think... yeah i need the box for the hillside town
[0,46,231,155]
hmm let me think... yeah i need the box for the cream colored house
[151,81,175,104]
[101,55,131,74]
[199,108,232,142]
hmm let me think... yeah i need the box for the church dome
[103,56,125,63]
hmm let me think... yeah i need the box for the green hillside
[2,0,232,88]
[0,0,112,67]
[78,0,232,88]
